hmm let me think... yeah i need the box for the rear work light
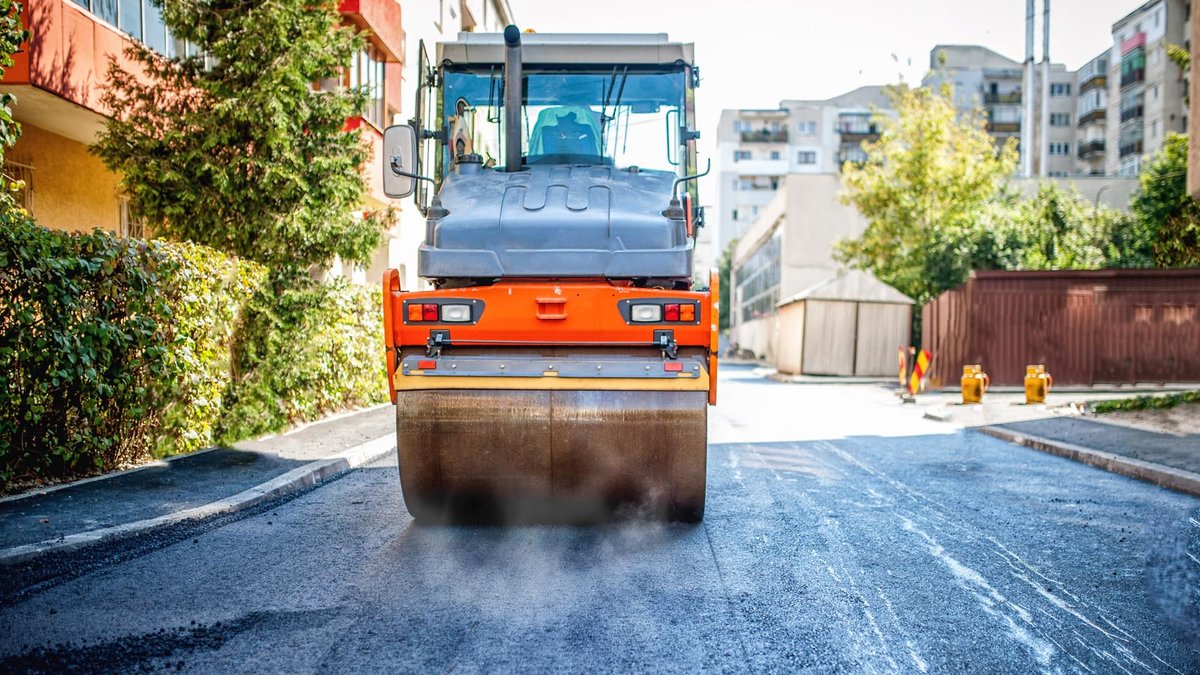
[628,301,699,324]
[630,304,663,322]
[440,304,471,322]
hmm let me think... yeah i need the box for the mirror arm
[671,158,712,198]
[390,156,435,183]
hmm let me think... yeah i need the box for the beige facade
[6,123,123,233]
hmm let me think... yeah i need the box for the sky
[510,0,1149,207]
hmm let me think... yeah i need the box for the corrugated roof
[778,270,914,307]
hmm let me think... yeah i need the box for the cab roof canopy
[438,32,695,67]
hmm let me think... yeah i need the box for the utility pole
[1040,0,1051,178]
[1022,0,1035,177]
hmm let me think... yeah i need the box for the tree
[1005,182,1152,270]
[838,84,1018,305]
[0,1,28,162]
[1130,133,1200,267]
[93,0,391,270]
[717,238,737,332]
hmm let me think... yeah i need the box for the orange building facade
[0,0,404,245]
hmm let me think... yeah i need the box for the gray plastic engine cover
[418,163,693,280]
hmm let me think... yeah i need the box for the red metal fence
[922,270,1200,387]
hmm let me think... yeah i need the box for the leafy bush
[1,221,383,488]
[1,218,177,482]
[1092,391,1200,414]
[215,272,387,443]
[155,242,266,456]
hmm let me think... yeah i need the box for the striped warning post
[908,349,932,395]
[898,347,907,388]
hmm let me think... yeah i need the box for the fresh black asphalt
[0,366,1197,672]
[999,417,1200,475]
[0,406,394,550]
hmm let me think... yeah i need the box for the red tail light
[422,303,439,321]
[664,303,680,322]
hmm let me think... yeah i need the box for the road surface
[2,365,1198,672]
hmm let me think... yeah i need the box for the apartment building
[714,86,892,259]
[923,45,1078,177]
[0,0,404,265]
[387,0,516,291]
[1108,0,1189,177]
[1076,52,1110,175]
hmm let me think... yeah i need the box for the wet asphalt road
[2,365,1198,673]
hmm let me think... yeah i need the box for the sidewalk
[0,405,395,560]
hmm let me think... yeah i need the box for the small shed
[775,271,914,376]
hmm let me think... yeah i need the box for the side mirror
[383,124,418,198]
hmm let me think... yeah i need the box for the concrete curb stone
[977,426,1200,498]
[0,435,395,567]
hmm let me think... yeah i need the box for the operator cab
[383,31,705,288]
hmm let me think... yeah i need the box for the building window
[1048,142,1070,156]
[731,209,739,221]
[118,197,145,239]
[1151,48,1161,66]
[734,231,781,324]
[797,120,817,136]
[733,120,751,132]
[349,44,386,128]
[733,150,752,162]
[1050,113,1070,126]
[1152,85,1159,100]
[1050,83,1071,96]
[1152,120,1160,138]
[3,161,33,212]
[71,0,177,56]
[796,151,817,164]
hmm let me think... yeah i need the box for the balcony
[1077,139,1105,159]
[740,129,788,143]
[983,92,1022,105]
[1119,141,1143,158]
[1119,105,1144,122]
[986,120,1020,134]
[1080,106,1104,125]
[836,125,879,144]
[1121,68,1145,88]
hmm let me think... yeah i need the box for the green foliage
[1003,183,1153,269]
[93,0,392,270]
[1130,133,1200,267]
[717,238,737,331]
[155,243,266,456]
[1166,43,1191,73]
[0,0,28,155]
[216,272,386,442]
[839,84,1019,305]
[0,222,384,488]
[1,218,178,483]
[1092,390,1200,414]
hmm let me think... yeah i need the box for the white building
[713,86,893,265]
[1108,0,1189,177]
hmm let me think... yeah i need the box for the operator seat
[528,107,602,159]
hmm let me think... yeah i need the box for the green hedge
[1092,390,1200,414]
[216,272,387,443]
[0,219,385,488]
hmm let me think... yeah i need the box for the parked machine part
[380,28,714,523]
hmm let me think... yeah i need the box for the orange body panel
[388,281,712,348]
[382,269,401,404]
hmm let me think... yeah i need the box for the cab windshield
[442,67,687,172]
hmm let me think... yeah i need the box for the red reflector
[664,303,680,321]
[422,303,439,321]
[664,362,683,372]
[417,360,437,370]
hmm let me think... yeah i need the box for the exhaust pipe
[504,25,523,172]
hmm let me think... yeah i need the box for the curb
[0,435,395,567]
[977,426,1200,498]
